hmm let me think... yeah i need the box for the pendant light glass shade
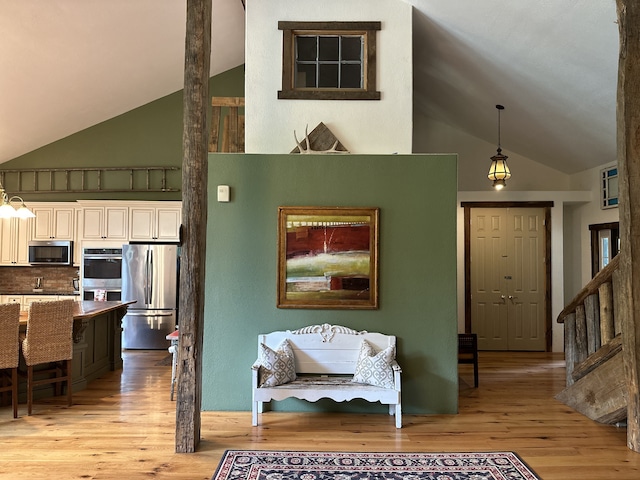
[0,182,36,219]
[0,202,17,218]
[487,149,511,190]
[14,200,37,218]
[487,104,511,190]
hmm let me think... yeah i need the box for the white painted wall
[414,115,572,192]
[245,0,413,154]
[567,163,620,289]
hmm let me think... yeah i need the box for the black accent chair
[458,333,479,388]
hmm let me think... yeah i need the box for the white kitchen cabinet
[0,217,31,266]
[5,294,78,312]
[31,204,76,240]
[22,295,50,310]
[1,295,23,308]
[74,208,83,265]
[56,295,80,302]
[129,203,181,242]
[81,206,128,241]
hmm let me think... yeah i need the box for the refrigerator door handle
[144,249,150,305]
[148,249,154,304]
[126,311,175,317]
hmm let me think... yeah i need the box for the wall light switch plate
[217,185,230,202]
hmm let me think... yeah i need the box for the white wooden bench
[251,323,402,428]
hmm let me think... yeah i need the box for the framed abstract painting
[277,206,379,309]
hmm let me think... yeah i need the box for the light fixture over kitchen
[0,180,36,219]
[487,104,511,190]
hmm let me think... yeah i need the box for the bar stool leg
[27,365,33,416]
[66,359,73,407]
[11,368,18,418]
[169,345,177,401]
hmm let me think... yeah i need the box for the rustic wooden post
[616,0,640,453]
[175,0,211,453]
[613,269,623,336]
[599,282,615,344]
[564,312,577,387]
[575,304,588,364]
[584,293,601,355]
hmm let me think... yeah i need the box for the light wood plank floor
[1,350,640,479]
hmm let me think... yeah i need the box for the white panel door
[471,208,546,351]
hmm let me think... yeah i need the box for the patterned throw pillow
[259,339,297,387]
[352,339,395,388]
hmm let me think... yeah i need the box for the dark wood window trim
[589,221,620,277]
[461,201,554,351]
[278,21,381,100]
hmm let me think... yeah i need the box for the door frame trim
[461,201,554,351]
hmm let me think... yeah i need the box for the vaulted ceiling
[0,1,619,174]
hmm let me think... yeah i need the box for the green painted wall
[204,153,459,415]
[0,65,244,202]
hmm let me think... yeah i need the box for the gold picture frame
[277,206,379,309]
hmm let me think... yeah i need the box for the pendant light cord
[496,104,504,153]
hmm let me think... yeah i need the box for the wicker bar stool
[0,303,21,418]
[21,299,75,415]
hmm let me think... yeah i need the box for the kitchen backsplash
[0,266,80,294]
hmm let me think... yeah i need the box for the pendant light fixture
[0,181,36,219]
[487,104,511,190]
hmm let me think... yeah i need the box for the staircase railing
[557,254,620,387]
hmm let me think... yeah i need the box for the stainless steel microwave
[28,240,73,265]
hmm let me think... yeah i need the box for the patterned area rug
[212,450,541,480]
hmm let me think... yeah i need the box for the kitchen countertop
[2,291,80,296]
[19,300,135,323]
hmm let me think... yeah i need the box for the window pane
[342,36,362,60]
[296,36,317,61]
[318,64,339,88]
[600,230,612,269]
[341,64,362,88]
[296,64,317,88]
[318,36,339,61]
[608,176,619,197]
[601,165,619,209]
[601,236,610,268]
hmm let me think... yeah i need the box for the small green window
[601,165,618,209]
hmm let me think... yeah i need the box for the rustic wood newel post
[176,0,211,453]
[616,0,640,453]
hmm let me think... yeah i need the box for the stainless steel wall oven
[82,246,123,301]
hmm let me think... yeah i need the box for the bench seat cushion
[254,375,400,404]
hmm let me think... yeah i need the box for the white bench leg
[395,403,402,428]
[252,402,259,426]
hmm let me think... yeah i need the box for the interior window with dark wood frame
[278,21,381,100]
[589,222,620,276]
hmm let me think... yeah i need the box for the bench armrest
[390,360,402,373]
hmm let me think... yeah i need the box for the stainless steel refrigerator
[121,243,178,349]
